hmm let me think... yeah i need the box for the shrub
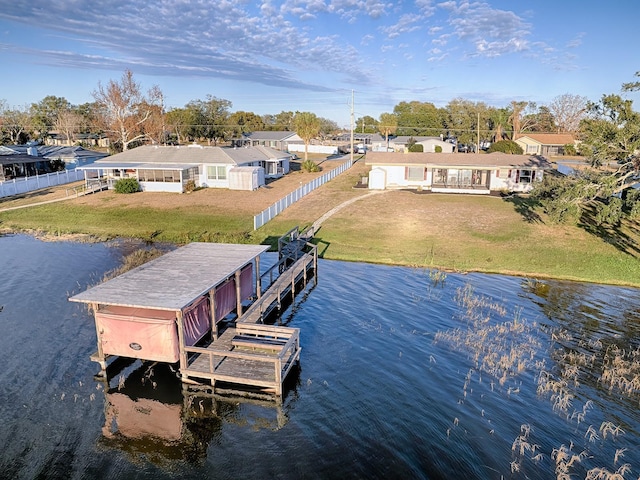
[408,143,424,152]
[114,178,140,194]
[435,145,442,153]
[301,159,320,172]
[184,179,196,193]
[49,158,66,172]
[563,144,577,156]
[487,140,523,154]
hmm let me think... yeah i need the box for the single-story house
[0,144,108,181]
[365,151,554,194]
[78,144,293,193]
[387,136,455,153]
[514,133,576,156]
[46,132,111,148]
[234,131,303,151]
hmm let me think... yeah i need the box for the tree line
[1,70,589,153]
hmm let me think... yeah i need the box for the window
[207,165,227,181]
[406,166,424,181]
[139,169,180,182]
[433,169,447,184]
[518,169,533,183]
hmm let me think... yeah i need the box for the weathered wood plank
[69,243,268,310]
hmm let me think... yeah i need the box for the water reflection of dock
[99,362,290,466]
[70,227,316,400]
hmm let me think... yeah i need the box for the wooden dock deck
[183,323,301,396]
[181,228,317,399]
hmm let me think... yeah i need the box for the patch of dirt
[1,157,350,214]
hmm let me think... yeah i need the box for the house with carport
[365,151,554,194]
[514,133,576,156]
[78,144,293,193]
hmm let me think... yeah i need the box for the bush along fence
[254,158,354,230]
[0,169,85,199]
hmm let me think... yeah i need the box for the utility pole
[350,90,354,162]
[477,111,480,153]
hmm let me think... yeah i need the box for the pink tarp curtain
[95,306,180,363]
[183,296,210,346]
[213,263,254,321]
[240,264,254,300]
[214,279,236,321]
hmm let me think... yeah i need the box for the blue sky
[0,0,638,128]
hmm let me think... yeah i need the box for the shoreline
[3,228,639,289]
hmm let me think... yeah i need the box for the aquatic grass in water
[2,235,640,479]
[433,280,640,479]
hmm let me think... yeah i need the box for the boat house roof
[69,243,269,311]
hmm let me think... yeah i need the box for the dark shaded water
[1,234,640,479]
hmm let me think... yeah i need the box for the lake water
[1,234,640,479]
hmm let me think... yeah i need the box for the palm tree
[293,111,321,162]
[378,113,398,150]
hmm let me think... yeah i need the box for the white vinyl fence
[0,169,84,198]
[254,159,353,230]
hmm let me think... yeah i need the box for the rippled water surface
[1,234,640,479]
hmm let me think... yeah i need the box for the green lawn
[2,166,640,287]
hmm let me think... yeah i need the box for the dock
[70,227,317,400]
[182,227,317,398]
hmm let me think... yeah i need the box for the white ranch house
[79,144,293,193]
[365,152,554,194]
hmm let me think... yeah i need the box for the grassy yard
[2,156,640,287]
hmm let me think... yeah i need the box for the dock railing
[183,325,301,395]
[259,239,317,295]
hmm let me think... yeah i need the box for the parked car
[457,144,471,153]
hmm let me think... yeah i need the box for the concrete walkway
[0,195,76,212]
[312,190,386,231]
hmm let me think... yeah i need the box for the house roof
[78,162,198,171]
[87,144,292,168]
[0,144,107,160]
[365,152,553,169]
[515,133,576,146]
[333,133,385,142]
[389,136,442,144]
[226,145,293,163]
[0,154,44,165]
[242,131,299,141]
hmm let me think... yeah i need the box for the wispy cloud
[0,0,372,91]
[380,13,423,39]
[440,1,532,57]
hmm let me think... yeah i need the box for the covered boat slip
[70,240,314,399]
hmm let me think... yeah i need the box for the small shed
[69,243,269,375]
[368,167,387,190]
[228,166,265,191]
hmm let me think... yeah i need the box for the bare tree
[549,93,588,132]
[55,110,83,145]
[1,106,31,144]
[92,70,164,151]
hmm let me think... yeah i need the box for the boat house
[70,238,317,399]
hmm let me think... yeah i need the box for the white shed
[228,166,265,191]
[368,167,387,190]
